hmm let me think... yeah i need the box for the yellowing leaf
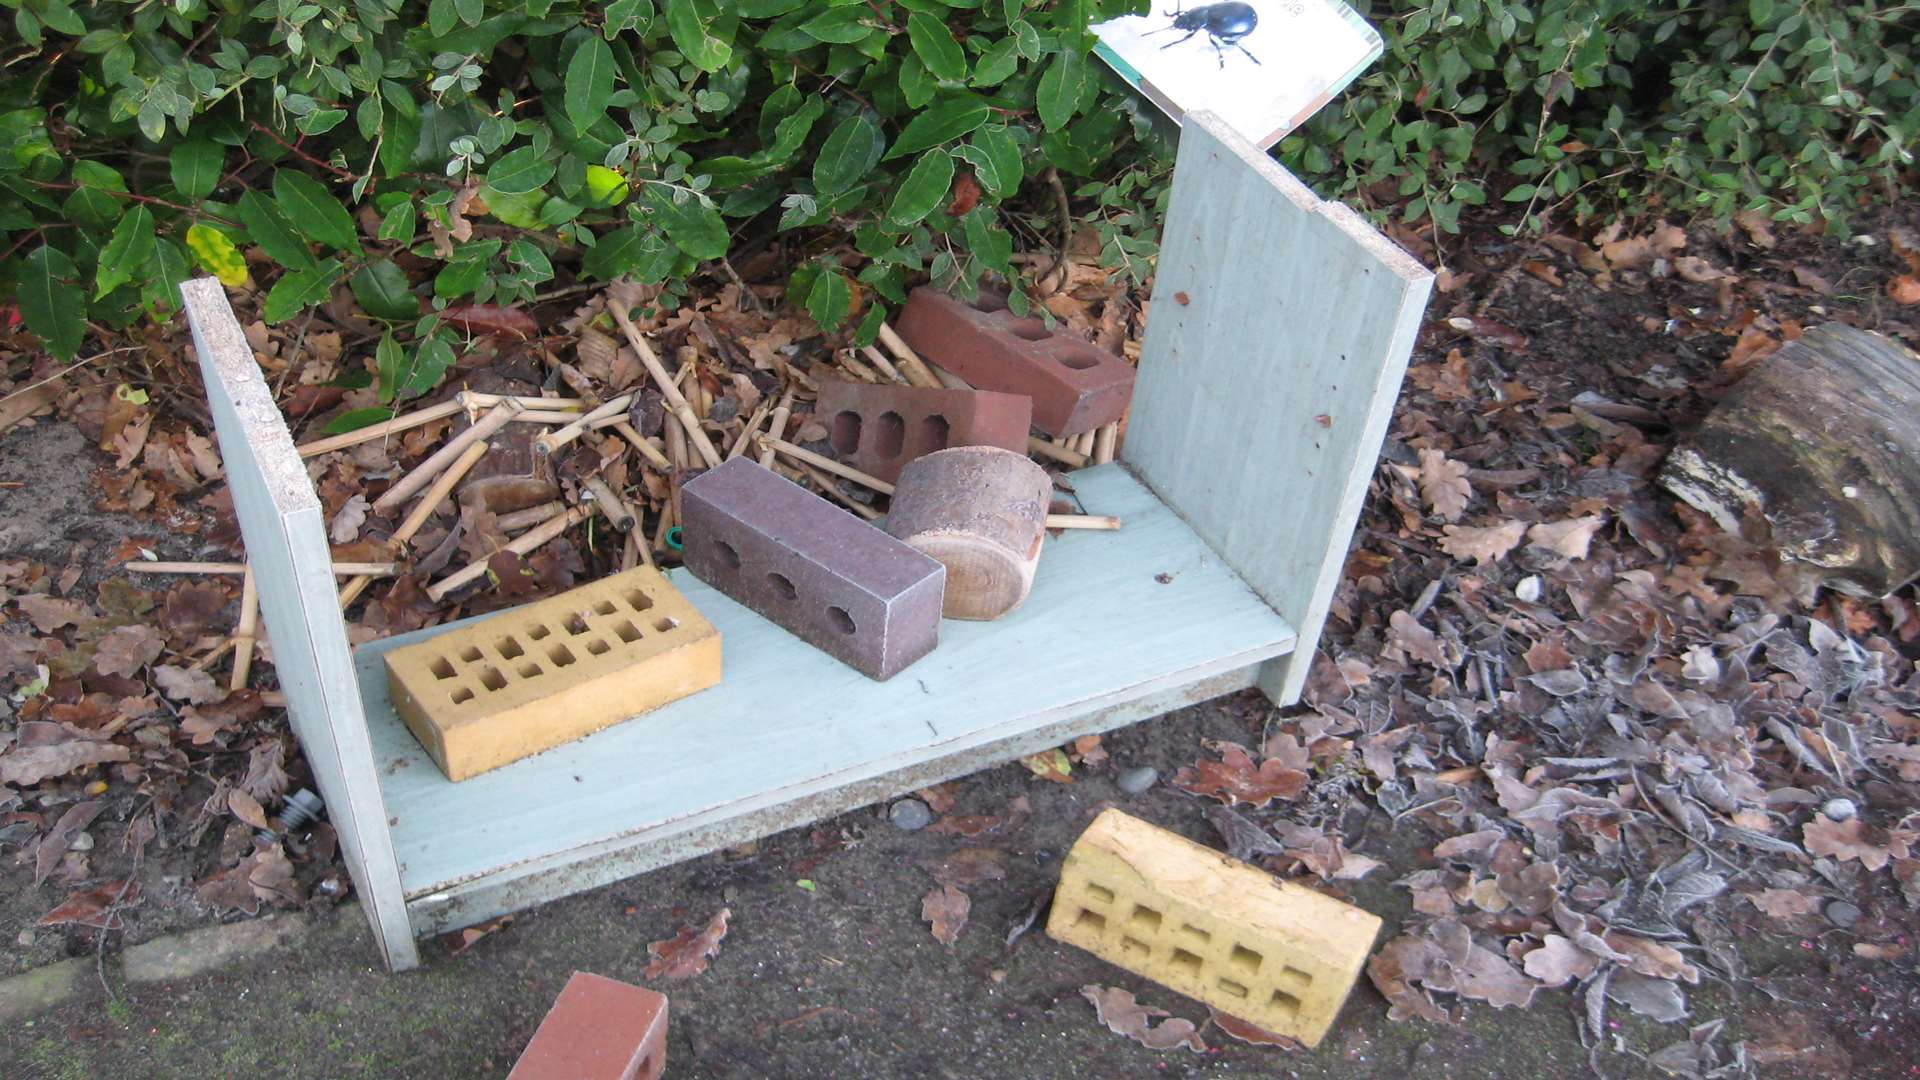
[186,223,250,287]
[585,165,630,207]
[1020,747,1073,783]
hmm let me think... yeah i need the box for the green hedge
[1,0,1911,403]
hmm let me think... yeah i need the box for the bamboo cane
[426,505,590,602]
[372,400,522,513]
[608,302,724,467]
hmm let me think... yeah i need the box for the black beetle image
[1144,2,1261,68]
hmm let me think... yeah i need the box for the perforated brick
[894,287,1135,437]
[384,566,720,781]
[509,971,667,1080]
[1047,809,1381,1047]
[680,457,943,681]
[815,378,1032,483]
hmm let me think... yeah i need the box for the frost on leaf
[1172,743,1307,807]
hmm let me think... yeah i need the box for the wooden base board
[349,465,1296,937]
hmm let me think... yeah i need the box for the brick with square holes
[383,566,720,781]
[893,287,1134,437]
[681,458,943,681]
[815,378,1031,483]
[1046,808,1381,1047]
[509,971,667,1080]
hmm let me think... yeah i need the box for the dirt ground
[6,203,1920,1078]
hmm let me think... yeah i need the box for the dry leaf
[1747,888,1818,919]
[0,730,131,788]
[93,624,164,677]
[15,593,92,632]
[227,788,270,830]
[1070,734,1108,768]
[1521,934,1599,987]
[1528,516,1605,560]
[1172,744,1308,807]
[922,883,970,946]
[1418,449,1473,521]
[330,494,368,543]
[1438,520,1528,564]
[1673,256,1728,283]
[1447,316,1528,350]
[445,915,514,956]
[1366,934,1452,1024]
[1387,610,1446,667]
[930,848,1008,889]
[1207,1006,1302,1048]
[39,880,139,930]
[1889,274,1920,305]
[1020,747,1074,783]
[154,664,223,705]
[1803,814,1911,872]
[644,907,731,980]
[1081,986,1208,1053]
[35,800,104,885]
[1733,209,1777,249]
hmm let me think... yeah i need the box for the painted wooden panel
[1123,110,1433,706]
[352,465,1296,913]
[180,279,419,971]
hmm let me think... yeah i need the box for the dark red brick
[681,458,944,680]
[894,288,1134,437]
[509,971,668,1080]
[815,379,1031,483]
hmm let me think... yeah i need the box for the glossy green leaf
[814,113,885,196]
[485,146,556,194]
[1037,49,1082,131]
[95,206,155,299]
[237,191,319,270]
[565,36,616,132]
[350,259,419,320]
[169,140,223,201]
[954,125,1022,199]
[906,13,967,82]
[377,200,418,243]
[323,407,395,434]
[666,0,732,72]
[272,171,359,253]
[375,331,404,403]
[647,189,729,260]
[887,150,954,226]
[963,208,1012,274]
[804,267,850,330]
[18,246,85,361]
[261,258,344,324]
[584,165,631,207]
[884,95,990,159]
[400,336,456,399]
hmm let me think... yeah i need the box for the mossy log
[1660,323,1920,597]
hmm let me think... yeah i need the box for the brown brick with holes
[384,566,720,781]
[1046,808,1381,1047]
[893,287,1135,437]
[509,971,668,1080]
[814,378,1031,483]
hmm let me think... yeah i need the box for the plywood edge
[402,664,1267,936]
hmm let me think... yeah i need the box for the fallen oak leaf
[929,848,1008,889]
[1020,747,1074,783]
[1527,515,1606,560]
[1747,888,1819,919]
[227,788,270,830]
[443,915,514,956]
[1386,610,1447,667]
[154,664,223,705]
[1081,985,1208,1053]
[1438,520,1528,564]
[329,493,368,544]
[39,880,140,930]
[0,727,130,788]
[926,814,1004,837]
[1417,448,1473,521]
[14,593,93,633]
[1803,813,1913,873]
[93,624,164,677]
[1521,934,1600,987]
[1207,1006,1302,1048]
[644,907,731,980]
[35,799,104,885]
[921,883,970,946]
[1172,744,1308,807]
[1446,315,1528,350]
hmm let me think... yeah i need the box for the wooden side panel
[1123,111,1433,705]
[180,279,419,971]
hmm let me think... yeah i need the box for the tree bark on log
[1659,323,1920,597]
[884,447,1052,621]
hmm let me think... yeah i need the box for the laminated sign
[1092,0,1382,149]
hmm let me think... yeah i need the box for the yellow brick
[1046,808,1380,1047]
[385,567,720,781]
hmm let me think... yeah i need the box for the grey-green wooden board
[354,464,1296,935]
[1126,111,1433,706]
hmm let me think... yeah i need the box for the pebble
[16,929,35,947]
[888,799,932,832]
[1822,797,1858,821]
[1117,766,1159,795]
[68,831,94,852]
[1825,900,1862,928]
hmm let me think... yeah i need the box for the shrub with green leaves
[0,0,1911,406]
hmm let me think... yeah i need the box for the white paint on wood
[180,278,420,971]
[352,465,1295,908]
[1122,110,1433,705]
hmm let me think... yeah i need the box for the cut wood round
[884,446,1052,621]
[1659,323,1920,597]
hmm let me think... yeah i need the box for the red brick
[815,378,1031,483]
[894,288,1134,437]
[510,972,668,1080]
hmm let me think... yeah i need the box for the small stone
[889,799,932,832]
[1117,766,1158,795]
[67,831,94,852]
[1825,900,1862,928]
[15,930,34,948]
[1823,798,1858,822]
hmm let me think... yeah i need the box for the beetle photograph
[1092,0,1380,149]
